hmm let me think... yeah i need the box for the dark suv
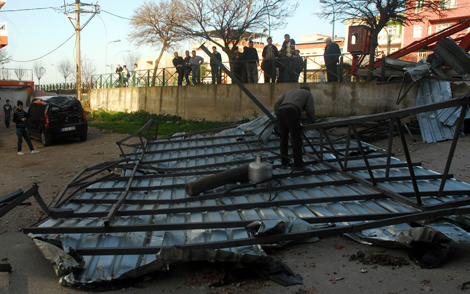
[27,96,88,146]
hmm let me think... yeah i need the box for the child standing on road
[3,99,12,128]
[13,100,40,155]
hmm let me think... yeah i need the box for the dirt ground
[1,124,470,293]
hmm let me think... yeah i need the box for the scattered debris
[349,251,410,267]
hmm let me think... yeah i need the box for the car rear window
[47,97,82,113]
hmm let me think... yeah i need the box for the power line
[10,33,76,63]
[0,7,60,12]
[101,9,131,20]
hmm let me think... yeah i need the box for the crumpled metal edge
[28,232,272,287]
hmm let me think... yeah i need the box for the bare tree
[74,56,96,90]
[125,51,140,69]
[179,0,297,62]
[129,0,190,86]
[33,62,46,85]
[0,49,9,63]
[58,59,74,84]
[15,67,26,81]
[320,0,441,80]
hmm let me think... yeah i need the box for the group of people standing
[171,33,342,85]
[115,64,132,87]
[262,34,304,83]
[172,50,206,86]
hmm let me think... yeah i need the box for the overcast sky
[0,0,343,84]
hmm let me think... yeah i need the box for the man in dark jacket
[274,87,315,172]
[231,46,246,83]
[278,34,296,83]
[324,38,341,82]
[210,46,222,84]
[3,98,12,128]
[244,40,259,83]
[13,100,39,155]
[290,50,304,83]
[115,64,123,86]
[173,52,185,86]
[183,50,192,85]
[262,37,279,83]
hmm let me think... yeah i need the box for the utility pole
[76,0,81,100]
[64,2,99,100]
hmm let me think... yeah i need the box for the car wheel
[41,131,51,146]
[79,134,87,142]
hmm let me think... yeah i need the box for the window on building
[436,23,453,32]
[413,25,423,38]
[388,26,398,37]
[418,51,427,61]
[440,0,457,9]
[427,25,432,36]
[416,0,425,12]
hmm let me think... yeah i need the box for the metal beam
[71,207,470,255]
[199,44,276,122]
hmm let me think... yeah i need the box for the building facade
[402,0,470,61]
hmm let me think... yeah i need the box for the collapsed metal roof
[21,95,470,287]
[415,80,470,143]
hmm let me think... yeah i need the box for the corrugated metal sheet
[25,116,470,287]
[415,80,455,143]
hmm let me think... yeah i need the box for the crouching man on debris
[274,87,315,172]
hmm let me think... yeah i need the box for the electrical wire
[0,7,59,12]
[101,9,131,20]
[10,33,76,63]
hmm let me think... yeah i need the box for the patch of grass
[87,110,233,136]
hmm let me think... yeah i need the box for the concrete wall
[89,82,418,122]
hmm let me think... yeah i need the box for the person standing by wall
[231,46,246,83]
[274,87,315,172]
[173,52,185,86]
[115,64,123,87]
[324,37,341,82]
[122,65,129,87]
[189,50,204,85]
[183,50,192,85]
[244,40,260,83]
[210,46,222,84]
[278,34,296,83]
[320,70,327,82]
[3,99,12,128]
[262,37,279,83]
[13,100,39,155]
[291,50,304,83]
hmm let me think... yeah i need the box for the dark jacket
[13,109,28,128]
[210,51,222,66]
[292,55,304,73]
[281,39,296,57]
[274,89,316,123]
[324,42,341,65]
[262,44,279,59]
[173,56,184,68]
[243,46,259,64]
[183,56,191,70]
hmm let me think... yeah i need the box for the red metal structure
[350,19,470,75]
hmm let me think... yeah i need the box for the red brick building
[402,0,470,61]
